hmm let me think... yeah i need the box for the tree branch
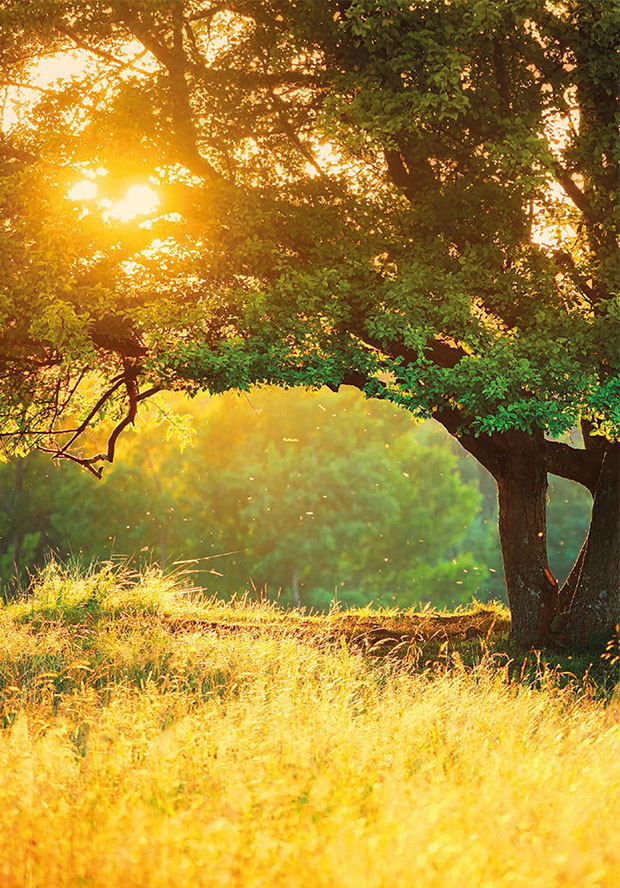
[117,5,222,182]
[545,439,602,493]
[552,250,596,303]
[553,163,595,222]
[57,374,126,456]
[37,375,161,479]
[432,404,506,477]
[54,24,149,73]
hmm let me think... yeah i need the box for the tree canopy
[0,0,617,648]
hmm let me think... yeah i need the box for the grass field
[1,564,619,888]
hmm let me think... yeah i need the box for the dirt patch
[160,608,511,657]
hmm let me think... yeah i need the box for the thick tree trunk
[562,443,620,649]
[436,409,616,650]
[395,398,616,651]
[291,569,301,607]
[433,414,560,648]
[495,430,558,648]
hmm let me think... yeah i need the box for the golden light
[103,184,160,222]
[67,180,98,201]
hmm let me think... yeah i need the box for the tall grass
[0,566,618,887]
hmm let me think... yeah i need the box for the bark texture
[495,430,558,648]
[433,418,560,648]
[562,443,620,648]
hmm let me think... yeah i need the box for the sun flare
[68,180,160,222]
[104,184,160,221]
[67,180,98,201]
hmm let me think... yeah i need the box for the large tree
[0,0,618,648]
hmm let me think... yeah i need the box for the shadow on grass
[3,561,619,705]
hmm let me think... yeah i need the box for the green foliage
[0,388,592,608]
[0,0,617,457]
[0,389,504,609]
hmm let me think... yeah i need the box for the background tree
[0,0,617,647]
[0,388,590,611]
[1,389,502,608]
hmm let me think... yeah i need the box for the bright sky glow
[103,184,159,221]
[68,180,160,222]
[68,180,98,201]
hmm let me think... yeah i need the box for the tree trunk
[410,402,617,651]
[495,430,558,648]
[556,533,588,616]
[291,569,301,607]
[432,414,560,649]
[562,443,620,649]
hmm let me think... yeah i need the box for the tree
[0,390,496,608]
[186,389,487,609]
[0,1,617,648]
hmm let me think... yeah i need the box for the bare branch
[57,374,126,455]
[38,379,161,478]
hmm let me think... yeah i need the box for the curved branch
[57,374,126,455]
[545,439,602,493]
[432,404,506,477]
[38,378,161,479]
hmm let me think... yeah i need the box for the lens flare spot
[104,184,159,221]
[68,180,98,201]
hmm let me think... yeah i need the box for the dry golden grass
[0,565,618,887]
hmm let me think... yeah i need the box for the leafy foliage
[0,0,617,463]
[1,389,500,608]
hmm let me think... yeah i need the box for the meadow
[1,565,619,888]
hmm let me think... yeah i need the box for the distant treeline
[0,388,590,608]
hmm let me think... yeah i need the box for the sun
[67,180,98,202]
[104,184,160,222]
[68,179,160,222]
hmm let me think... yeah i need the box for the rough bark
[545,439,602,493]
[494,430,558,647]
[562,443,620,649]
[556,534,588,617]
[433,418,558,647]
